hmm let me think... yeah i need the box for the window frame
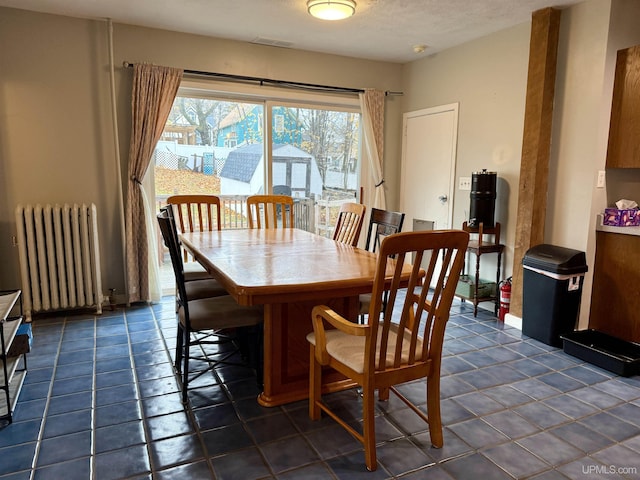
[176,78,362,195]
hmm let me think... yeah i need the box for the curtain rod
[122,62,402,96]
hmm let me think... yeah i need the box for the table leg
[258,296,359,407]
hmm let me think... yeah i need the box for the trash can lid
[522,244,588,275]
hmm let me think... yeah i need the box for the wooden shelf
[457,223,504,317]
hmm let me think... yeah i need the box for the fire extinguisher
[498,277,512,321]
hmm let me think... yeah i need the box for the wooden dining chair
[332,202,366,246]
[359,208,406,318]
[307,229,469,471]
[246,194,294,229]
[159,205,227,301]
[166,195,223,281]
[157,210,264,403]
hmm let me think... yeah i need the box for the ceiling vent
[251,37,294,48]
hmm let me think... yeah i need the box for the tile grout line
[28,317,66,480]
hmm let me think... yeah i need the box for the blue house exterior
[216,106,303,147]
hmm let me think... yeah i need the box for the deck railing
[155,193,356,267]
[156,194,318,232]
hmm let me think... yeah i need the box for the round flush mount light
[413,44,428,54]
[307,0,356,21]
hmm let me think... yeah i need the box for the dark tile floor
[1,297,639,479]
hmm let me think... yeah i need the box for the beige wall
[400,23,531,285]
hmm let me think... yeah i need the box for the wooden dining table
[179,227,409,407]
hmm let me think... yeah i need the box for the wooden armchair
[307,229,469,471]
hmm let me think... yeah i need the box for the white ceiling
[1,0,582,63]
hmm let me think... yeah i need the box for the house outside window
[152,82,361,234]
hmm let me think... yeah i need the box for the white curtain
[359,89,386,210]
[125,64,183,303]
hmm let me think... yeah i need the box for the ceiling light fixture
[307,0,356,21]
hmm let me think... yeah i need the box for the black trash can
[522,244,588,347]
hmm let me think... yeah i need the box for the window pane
[155,94,361,291]
[270,105,361,237]
[156,97,264,200]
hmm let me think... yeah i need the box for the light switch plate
[596,170,605,188]
[459,177,471,190]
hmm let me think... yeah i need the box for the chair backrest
[157,210,189,307]
[332,202,366,246]
[364,208,405,253]
[246,194,294,229]
[462,221,500,245]
[166,194,222,233]
[366,230,469,372]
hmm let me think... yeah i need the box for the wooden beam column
[510,7,561,317]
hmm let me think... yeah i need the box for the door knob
[438,195,448,204]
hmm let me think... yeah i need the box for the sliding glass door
[151,87,361,291]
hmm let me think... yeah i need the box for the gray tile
[550,423,616,454]
[593,379,640,401]
[518,431,583,466]
[305,423,362,459]
[447,418,509,449]
[591,444,640,472]
[481,442,549,478]
[451,391,504,416]
[441,452,512,480]
[537,372,585,392]
[277,462,335,479]
[557,457,626,480]
[400,464,455,480]
[245,411,298,443]
[568,386,624,409]
[94,420,146,453]
[376,437,433,476]
[542,394,599,419]
[607,402,640,427]
[412,428,474,463]
[149,434,205,470]
[202,423,254,456]
[211,447,272,480]
[482,385,535,407]
[561,365,611,385]
[481,410,541,439]
[94,444,151,480]
[260,435,320,473]
[511,378,562,400]
[327,450,391,479]
[622,434,640,454]
[514,402,571,429]
[578,412,640,442]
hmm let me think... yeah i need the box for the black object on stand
[469,169,497,228]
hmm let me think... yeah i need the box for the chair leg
[362,381,377,471]
[309,345,322,420]
[426,375,443,448]
[378,387,390,401]
[182,329,191,404]
[175,322,184,373]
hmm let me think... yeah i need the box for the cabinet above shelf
[606,45,640,168]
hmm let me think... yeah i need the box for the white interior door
[400,103,458,231]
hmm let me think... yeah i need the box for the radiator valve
[108,288,117,310]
